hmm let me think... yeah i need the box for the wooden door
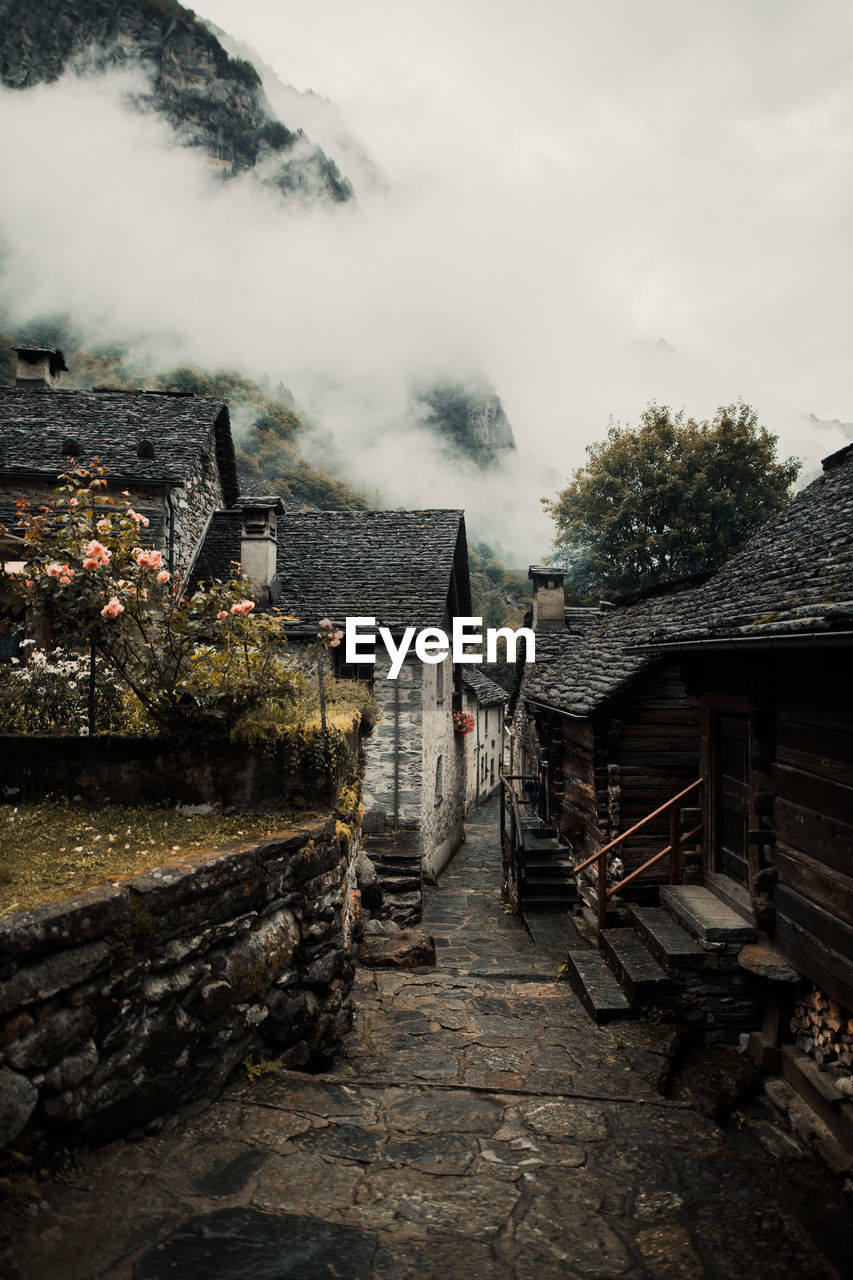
[714,713,750,886]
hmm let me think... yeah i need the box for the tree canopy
[543,402,800,600]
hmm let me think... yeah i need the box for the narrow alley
[1,800,849,1279]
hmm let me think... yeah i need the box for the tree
[542,402,800,600]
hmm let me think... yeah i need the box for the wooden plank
[773,883,853,959]
[776,718,853,768]
[770,762,853,825]
[769,841,853,923]
[772,920,853,1011]
[773,797,853,873]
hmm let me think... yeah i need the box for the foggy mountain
[0,1,848,566]
[0,0,352,203]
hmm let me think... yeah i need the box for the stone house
[194,505,475,924]
[0,345,239,577]
[461,668,509,811]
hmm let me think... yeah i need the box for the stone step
[524,912,584,950]
[599,927,679,1003]
[522,880,573,901]
[523,858,577,873]
[522,837,565,854]
[660,886,755,945]
[629,905,712,970]
[563,949,633,1023]
[522,891,579,912]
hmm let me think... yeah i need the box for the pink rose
[84,540,111,567]
[46,563,63,577]
[217,610,228,619]
[101,597,125,618]
[156,570,170,583]
[230,600,255,617]
[69,498,78,507]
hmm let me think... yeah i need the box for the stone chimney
[13,345,68,389]
[528,565,566,632]
[236,495,284,605]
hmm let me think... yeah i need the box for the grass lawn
[0,804,317,917]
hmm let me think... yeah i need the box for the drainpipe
[475,700,481,808]
[392,676,400,832]
[165,487,176,575]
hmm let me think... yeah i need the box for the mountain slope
[0,0,352,202]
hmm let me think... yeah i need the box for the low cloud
[0,0,850,562]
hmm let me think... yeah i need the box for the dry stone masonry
[0,816,361,1150]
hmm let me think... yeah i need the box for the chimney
[13,345,68,390]
[236,495,284,604]
[528,564,566,632]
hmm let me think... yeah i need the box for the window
[435,755,443,804]
[436,661,444,703]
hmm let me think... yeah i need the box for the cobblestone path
[2,800,849,1279]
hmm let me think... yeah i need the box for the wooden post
[500,779,506,851]
[670,802,681,885]
[316,647,327,733]
[88,640,96,737]
[597,850,607,941]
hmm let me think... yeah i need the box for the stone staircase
[564,885,758,1025]
[519,819,579,913]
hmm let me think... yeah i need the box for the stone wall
[0,816,360,1151]
[361,655,423,830]
[0,732,354,811]
[171,426,226,574]
[360,656,425,925]
[420,653,465,882]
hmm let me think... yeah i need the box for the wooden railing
[572,778,704,940]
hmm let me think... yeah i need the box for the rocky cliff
[415,380,517,466]
[0,0,352,202]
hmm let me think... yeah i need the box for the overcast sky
[0,0,851,559]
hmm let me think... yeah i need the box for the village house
[0,344,239,577]
[0,342,506,922]
[510,446,853,1144]
[190,503,489,924]
[509,565,703,896]
[461,668,509,812]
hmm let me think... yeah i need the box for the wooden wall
[595,664,701,877]
[697,649,853,1011]
[768,652,853,1009]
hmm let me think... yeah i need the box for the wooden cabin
[643,442,853,1014]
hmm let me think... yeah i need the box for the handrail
[605,822,703,898]
[572,778,703,876]
[499,775,525,851]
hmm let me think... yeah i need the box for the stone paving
[1,799,851,1278]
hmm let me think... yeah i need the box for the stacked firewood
[792,987,853,1069]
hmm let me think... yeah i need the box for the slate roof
[647,442,853,646]
[0,389,239,503]
[462,668,510,705]
[519,587,698,717]
[519,444,853,718]
[192,507,470,633]
[276,509,469,633]
[189,509,242,587]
